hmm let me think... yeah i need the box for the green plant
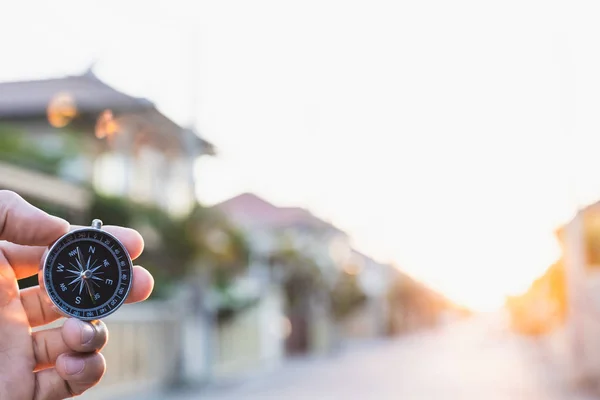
[0,122,250,302]
[89,193,250,300]
[0,123,81,177]
[268,245,325,311]
[187,207,250,287]
[329,272,367,320]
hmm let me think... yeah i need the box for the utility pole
[557,34,586,375]
[191,26,216,387]
[175,25,217,388]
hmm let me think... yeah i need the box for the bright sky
[3,0,600,310]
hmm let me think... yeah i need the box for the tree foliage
[0,123,81,177]
[268,244,368,320]
[268,245,326,311]
[329,272,367,320]
[89,193,250,298]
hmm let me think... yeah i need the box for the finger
[35,353,106,400]
[32,319,107,370]
[2,225,145,280]
[0,190,69,246]
[126,265,154,304]
[0,242,41,280]
[70,225,145,260]
[22,265,154,327]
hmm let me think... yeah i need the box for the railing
[35,301,183,400]
[0,153,62,179]
[33,284,288,399]
[86,303,181,399]
[0,160,90,211]
[214,286,286,378]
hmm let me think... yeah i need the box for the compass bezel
[41,226,134,321]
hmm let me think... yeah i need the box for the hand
[0,191,154,399]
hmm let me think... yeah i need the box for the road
[133,315,595,400]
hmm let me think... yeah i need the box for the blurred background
[3,0,600,398]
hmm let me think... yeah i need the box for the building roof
[0,69,153,119]
[215,192,344,234]
[351,249,383,267]
[0,69,215,155]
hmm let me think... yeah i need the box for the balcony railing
[0,160,91,211]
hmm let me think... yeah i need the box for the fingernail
[64,357,85,375]
[80,321,95,344]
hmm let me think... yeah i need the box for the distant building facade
[0,69,214,218]
[215,192,352,281]
[215,193,353,354]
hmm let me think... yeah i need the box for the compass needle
[84,280,96,305]
[90,265,103,273]
[88,290,95,305]
[67,276,81,286]
[76,247,85,271]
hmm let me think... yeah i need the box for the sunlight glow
[4,0,599,311]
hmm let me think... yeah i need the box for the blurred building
[385,269,462,334]
[216,192,352,273]
[554,202,600,388]
[0,69,220,399]
[505,261,565,336]
[508,201,600,389]
[215,193,452,347]
[339,250,394,339]
[215,192,352,355]
[0,68,214,218]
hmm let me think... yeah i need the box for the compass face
[43,228,133,321]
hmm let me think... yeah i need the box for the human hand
[0,191,154,399]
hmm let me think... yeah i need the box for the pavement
[126,314,598,400]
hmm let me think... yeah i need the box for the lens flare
[95,110,120,139]
[47,92,77,128]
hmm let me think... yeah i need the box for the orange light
[95,110,119,139]
[343,262,362,275]
[47,92,77,128]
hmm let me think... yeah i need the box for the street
[133,314,595,400]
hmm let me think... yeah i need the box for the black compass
[41,219,133,321]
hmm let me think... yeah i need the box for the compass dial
[42,227,133,321]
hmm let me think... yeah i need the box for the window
[93,152,127,196]
[131,146,163,204]
[166,158,195,216]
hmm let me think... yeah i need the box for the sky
[2,0,600,310]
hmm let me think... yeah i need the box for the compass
[41,219,133,321]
